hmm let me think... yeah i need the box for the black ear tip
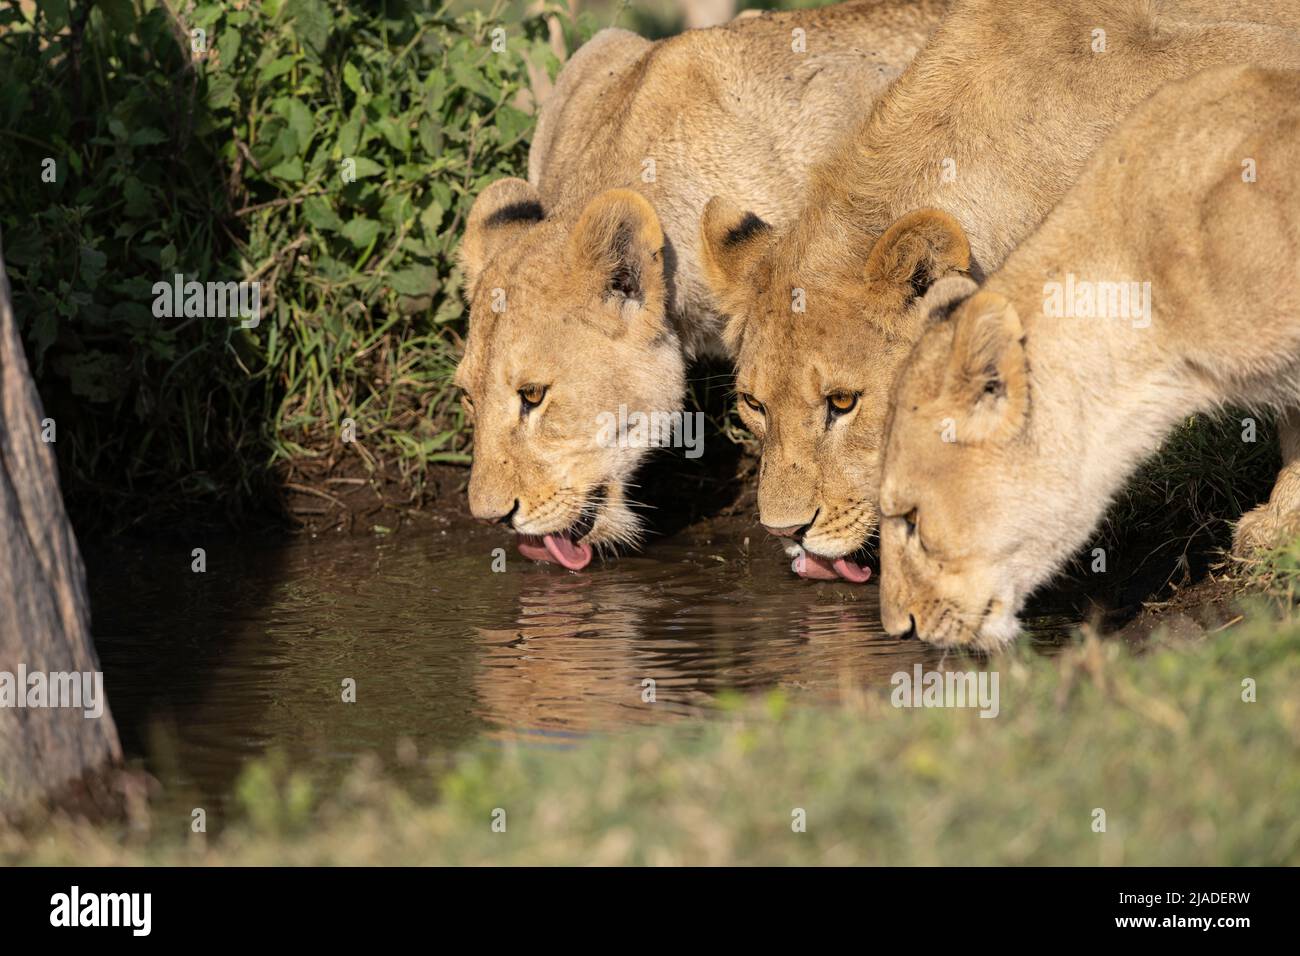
[932,300,960,323]
[484,199,545,228]
[723,211,770,247]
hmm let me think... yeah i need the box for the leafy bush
[0,0,575,529]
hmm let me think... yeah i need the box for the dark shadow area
[80,532,293,817]
[81,528,495,826]
[635,356,753,541]
[1028,411,1281,632]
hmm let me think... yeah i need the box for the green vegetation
[1244,534,1300,608]
[0,0,587,529]
[8,595,1299,865]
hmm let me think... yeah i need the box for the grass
[1243,535,1300,608]
[0,0,565,531]
[7,581,1300,866]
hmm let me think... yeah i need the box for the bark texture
[0,234,122,817]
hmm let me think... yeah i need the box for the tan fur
[877,65,1300,649]
[702,0,1300,563]
[454,1,946,553]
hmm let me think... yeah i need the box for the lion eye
[460,392,475,416]
[519,384,547,410]
[827,391,858,415]
[740,392,765,415]
[903,508,918,532]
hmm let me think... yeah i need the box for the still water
[86,515,1075,817]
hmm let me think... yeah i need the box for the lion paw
[1232,502,1300,559]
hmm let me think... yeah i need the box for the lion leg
[1233,407,1300,557]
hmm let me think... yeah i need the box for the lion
[453,1,947,570]
[875,64,1300,649]
[699,0,1300,581]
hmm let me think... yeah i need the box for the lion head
[877,286,1090,650]
[700,201,974,581]
[454,179,686,570]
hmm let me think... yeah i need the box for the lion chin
[972,612,1021,652]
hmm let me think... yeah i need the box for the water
[86,515,1075,819]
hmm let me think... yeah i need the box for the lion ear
[943,291,1028,444]
[918,274,979,328]
[569,189,667,312]
[700,196,773,350]
[864,208,972,336]
[459,178,544,297]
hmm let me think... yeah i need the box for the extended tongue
[517,533,593,571]
[543,532,594,570]
[792,550,872,583]
[831,555,873,583]
[517,535,552,564]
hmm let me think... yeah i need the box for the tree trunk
[0,233,122,818]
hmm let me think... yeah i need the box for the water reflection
[471,536,957,738]
[85,517,1071,814]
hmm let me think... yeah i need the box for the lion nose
[473,499,519,527]
[886,613,918,640]
[761,510,817,543]
[763,522,806,539]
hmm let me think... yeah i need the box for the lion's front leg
[1234,408,1300,557]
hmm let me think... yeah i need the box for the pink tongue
[517,534,594,571]
[792,550,873,583]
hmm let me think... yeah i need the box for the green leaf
[207,72,237,110]
[424,71,446,113]
[419,201,444,239]
[375,116,410,153]
[78,245,107,285]
[286,0,332,60]
[348,156,384,179]
[123,178,151,217]
[275,97,315,151]
[340,218,381,248]
[269,157,304,181]
[303,196,343,232]
[261,55,297,83]
[128,127,168,147]
[36,0,69,32]
[337,114,362,156]
[343,61,364,95]
[274,123,300,161]
[418,115,442,155]
[97,0,135,34]
[494,106,530,150]
[388,264,437,296]
[451,59,500,102]
[217,27,242,66]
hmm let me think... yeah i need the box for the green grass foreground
[7,594,1300,866]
